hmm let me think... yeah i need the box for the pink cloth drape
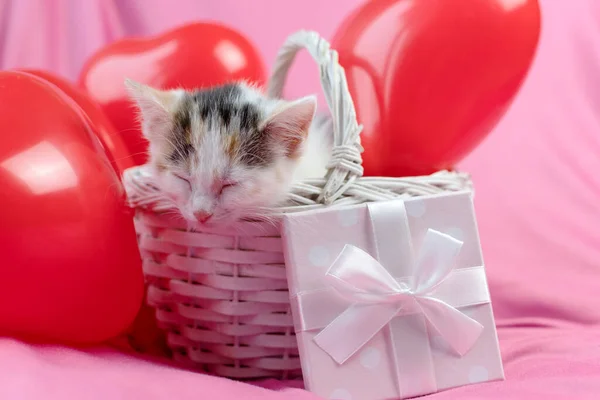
[0,0,363,99]
[461,0,600,326]
[1,1,600,399]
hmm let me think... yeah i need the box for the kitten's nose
[193,210,213,223]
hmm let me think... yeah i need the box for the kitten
[125,79,332,225]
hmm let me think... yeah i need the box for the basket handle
[267,31,364,205]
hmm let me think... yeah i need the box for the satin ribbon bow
[312,229,485,364]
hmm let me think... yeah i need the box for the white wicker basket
[123,30,472,380]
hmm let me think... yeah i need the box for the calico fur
[126,79,331,225]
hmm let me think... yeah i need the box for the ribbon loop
[326,245,405,298]
[413,229,464,295]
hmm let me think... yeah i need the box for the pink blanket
[1,0,599,399]
[2,325,599,399]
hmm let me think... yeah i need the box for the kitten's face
[126,80,316,225]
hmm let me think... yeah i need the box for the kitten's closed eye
[173,173,192,189]
[214,180,237,196]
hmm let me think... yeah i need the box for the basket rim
[124,165,472,217]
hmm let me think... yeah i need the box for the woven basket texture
[124,30,472,380]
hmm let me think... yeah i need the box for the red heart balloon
[332,0,541,176]
[78,22,267,166]
[0,71,144,344]
[19,69,135,176]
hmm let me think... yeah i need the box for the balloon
[20,69,134,176]
[0,71,144,344]
[332,0,541,176]
[78,22,267,166]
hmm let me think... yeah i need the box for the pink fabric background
[1,0,599,399]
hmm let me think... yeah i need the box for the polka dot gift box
[282,191,504,399]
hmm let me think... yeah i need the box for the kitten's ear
[262,96,317,158]
[124,78,180,141]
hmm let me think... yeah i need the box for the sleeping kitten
[125,79,332,225]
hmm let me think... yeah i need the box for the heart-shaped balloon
[332,0,541,176]
[20,69,134,176]
[0,71,144,344]
[78,22,267,166]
